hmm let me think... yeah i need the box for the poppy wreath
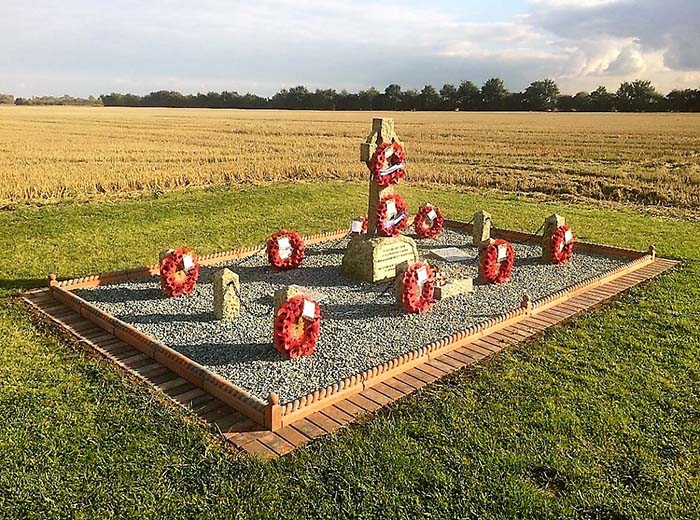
[267,229,305,270]
[399,261,436,314]
[479,239,515,284]
[273,295,321,358]
[370,141,407,188]
[350,216,368,237]
[549,225,575,264]
[159,248,199,297]
[413,203,444,239]
[375,193,408,237]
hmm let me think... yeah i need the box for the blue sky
[1,0,698,97]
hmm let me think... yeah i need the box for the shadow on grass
[0,278,49,294]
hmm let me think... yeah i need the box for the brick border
[39,220,663,431]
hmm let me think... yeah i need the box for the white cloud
[0,0,698,96]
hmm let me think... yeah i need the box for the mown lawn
[1,181,698,519]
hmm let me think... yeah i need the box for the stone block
[213,268,240,320]
[341,235,419,283]
[273,285,304,314]
[472,210,492,249]
[434,278,474,300]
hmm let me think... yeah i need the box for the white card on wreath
[427,209,438,222]
[416,266,428,284]
[564,229,573,243]
[385,200,397,217]
[302,300,316,320]
[497,244,508,262]
[351,220,363,233]
[277,237,292,259]
[182,254,195,271]
[384,146,394,158]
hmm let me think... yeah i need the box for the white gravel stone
[76,229,626,404]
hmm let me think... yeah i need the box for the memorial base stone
[341,235,419,283]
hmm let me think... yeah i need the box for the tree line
[4,78,700,111]
[8,94,101,106]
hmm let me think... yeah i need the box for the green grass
[1,181,699,519]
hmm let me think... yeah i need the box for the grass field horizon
[2,106,699,209]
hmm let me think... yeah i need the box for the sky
[1,0,699,97]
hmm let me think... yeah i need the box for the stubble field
[1,106,699,208]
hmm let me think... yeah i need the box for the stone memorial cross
[360,117,402,236]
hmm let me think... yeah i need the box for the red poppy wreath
[267,229,305,270]
[273,295,321,358]
[159,248,200,297]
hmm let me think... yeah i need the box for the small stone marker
[434,278,474,300]
[273,285,304,314]
[472,210,492,249]
[273,285,325,313]
[213,268,240,320]
[542,213,566,262]
[429,247,470,263]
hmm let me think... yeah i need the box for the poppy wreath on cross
[549,225,575,264]
[267,229,305,270]
[399,261,436,314]
[370,141,407,188]
[413,203,444,239]
[273,295,321,358]
[479,239,515,284]
[159,248,200,297]
[375,193,408,237]
[349,216,368,237]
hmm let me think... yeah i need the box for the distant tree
[400,89,419,111]
[359,87,380,110]
[571,91,592,111]
[589,86,616,112]
[457,80,482,110]
[418,85,441,111]
[0,93,14,104]
[374,84,402,110]
[481,78,508,109]
[502,92,525,111]
[439,84,458,110]
[524,79,560,110]
[666,88,700,112]
[616,80,664,112]
[556,94,575,112]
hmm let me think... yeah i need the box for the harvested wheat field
[1,106,699,207]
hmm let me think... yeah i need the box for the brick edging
[41,218,658,431]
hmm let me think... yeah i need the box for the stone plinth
[342,235,418,283]
[542,213,566,262]
[434,278,474,300]
[213,268,240,320]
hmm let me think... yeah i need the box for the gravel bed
[76,229,627,404]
